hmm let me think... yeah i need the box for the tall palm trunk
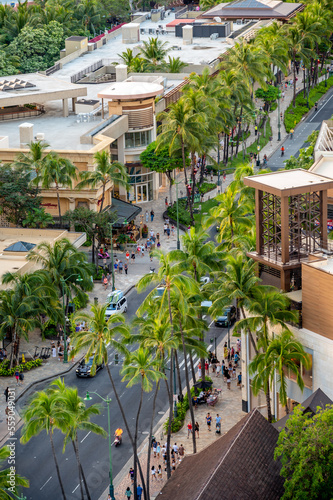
[189,351,196,383]
[292,55,297,107]
[240,305,258,355]
[56,184,62,227]
[49,431,67,500]
[166,287,174,479]
[179,321,196,454]
[105,364,147,499]
[133,385,144,500]
[174,350,182,396]
[72,439,86,500]
[266,385,273,424]
[99,183,106,213]
[146,381,160,500]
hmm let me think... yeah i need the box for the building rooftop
[308,256,333,275]
[244,169,333,196]
[98,81,164,100]
[201,0,304,20]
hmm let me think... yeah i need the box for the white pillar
[62,99,69,117]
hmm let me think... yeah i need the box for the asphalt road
[14,286,228,500]
[268,85,333,171]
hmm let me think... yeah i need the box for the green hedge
[198,182,216,194]
[0,358,43,377]
[163,377,213,433]
[284,76,333,132]
[167,199,192,227]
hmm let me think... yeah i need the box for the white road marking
[209,320,214,327]
[309,93,333,122]
[72,483,81,493]
[202,315,206,319]
[80,431,91,443]
[40,477,52,490]
[179,360,185,368]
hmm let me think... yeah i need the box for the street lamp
[277,89,282,141]
[60,273,79,363]
[227,311,231,349]
[325,66,329,88]
[85,391,115,500]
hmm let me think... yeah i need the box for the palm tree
[236,286,298,422]
[77,150,129,212]
[161,56,188,73]
[70,304,147,497]
[205,186,253,244]
[0,445,29,499]
[27,238,93,313]
[39,153,77,226]
[20,390,70,500]
[139,37,169,66]
[264,330,310,415]
[49,378,107,500]
[157,98,204,222]
[121,348,165,498]
[14,140,50,197]
[209,252,260,352]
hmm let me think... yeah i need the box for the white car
[105,290,127,318]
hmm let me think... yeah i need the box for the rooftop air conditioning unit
[213,17,222,23]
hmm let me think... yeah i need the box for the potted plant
[142,224,148,238]
[117,233,130,250]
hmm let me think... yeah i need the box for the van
[105,290,128,318]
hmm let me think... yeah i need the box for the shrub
[198,182,216,194]
[0,358,43,377]
[167,199,192,226]
[73,292,89,310]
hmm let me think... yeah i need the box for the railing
[175,6,188,18]
[70,59,114,83]
[45,62,61,76]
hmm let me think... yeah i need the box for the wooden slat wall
[302,264,333,339]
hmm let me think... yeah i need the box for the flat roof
[201,0,303,19]
[166,19,196,27]
[244,169,333,196]
[307,257,333,275]
[310,156,333,179]
[0,73,86,107]
[98,81,164,100]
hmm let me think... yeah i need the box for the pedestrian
[103,276,108,290]
[129,467,134,483]
[157,442,161,457]
[106,272,110,285]
[263,154,268,166]
[156,232,160,242]
[237,371,242,389]
[101,272,105,285]
[234,352,239,367]
[281,146,285,157]
[290,128,294,139]
[137,485,143,500]
[141,246,144,258]
[216,414,221,432]
[226,371,231,390]
[171,225,175,236]
[179,444,185,459]
[4,387,9,403]
[187,421,192,438]
[198,362,202,379]
[150,229,154,239]
[232,366,236,379]
[5,406,9,424]
[223,170,226,181]
[119,260,123,274]
[173,443,178,455]
[52,343,56,359]
[145,210,149,223]
[224,344,228,360]
[254,125,258,136]
[205,360,209,375]
[231,346,235,360]
[216,361,221,377]
[157,464,162,481]
[236,338,241,352]
[151,465,157,481]
[150,209,155,222]
[195,421,199,438]
[206,413,212,431]
[163,223,167,235]
[131,251,135,264]
[172,458,176,472]
[210,172,214,182]
[124,262,128,275]
[19,372,24,385]
[153,440,157,458]
[125,250,130,263]
[15,369,19,385]
[165,197,168,207]
[125,486,132,498]
[157,241,161,248]
[315,102,318,111]
[166,226,170,239]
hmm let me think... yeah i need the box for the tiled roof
[273,388,333,431]
[160,408,284,500]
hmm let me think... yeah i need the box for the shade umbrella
[194,380,213,390]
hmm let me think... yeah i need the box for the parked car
[215,306,236,327]
[76,356,104,378]
[105,290,127,318]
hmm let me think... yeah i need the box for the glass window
[302,353,313,389]
[125,130,151,149]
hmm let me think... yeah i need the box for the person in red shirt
[205,360,209,375]
[187,421,192,438]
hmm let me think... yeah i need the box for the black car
[214,306,237,327]
[76,356,104,378]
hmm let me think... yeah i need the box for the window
[125,130,151,149]
[287,353,312,389]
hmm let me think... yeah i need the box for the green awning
[109,197,142,227]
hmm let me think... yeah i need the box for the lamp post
[306,68,310,109]
[277,89,282,142]
[109,219,121,292]
[302,66,306,97]
[60,273,79,363]
[325,66,329,88]
[85,392,115,500]
[173,354,177,417]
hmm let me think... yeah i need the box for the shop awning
[108,197,142,227]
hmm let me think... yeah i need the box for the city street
[15,286,227,500]
[267,85,333,171]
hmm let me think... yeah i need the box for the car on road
[215,306,237,327]
[152,286,165,300]
[105,290,127,318]
[76,356,104,377]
